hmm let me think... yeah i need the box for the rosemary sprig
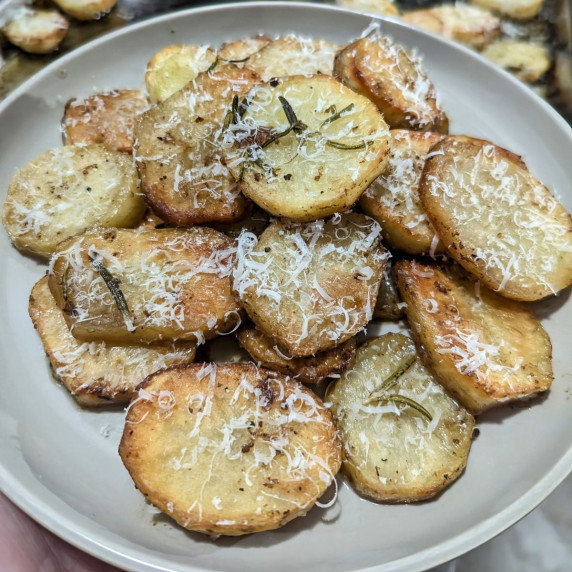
[386,395,433,422]
[89,254,135,332]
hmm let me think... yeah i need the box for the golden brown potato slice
[48,227,241,345]
[233,214,388,357]
[237,325,356,384]
[419,136,572,300]
[218,35,271,62]
[52,0,117,20]
[469,0,543,20]
[145,45,217,104]
[394,260,553,414]
[3,9,69,54]
[402,5,501,50]
[134,65,259,226]
[119,363,341,536]
[223,75,390,222]
[63,90,148,153]
[2,144,144,258]
[334,34,449,132]
[373,261,404,320]
[482,40,551,83]
[328,333,475,502]
[245,35,340,81]
[360,130,445,255]
[29,276,196,406]
[336,0,399,16]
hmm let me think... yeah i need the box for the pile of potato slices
[3,27,572,536]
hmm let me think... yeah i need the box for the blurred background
[0,0,571,571]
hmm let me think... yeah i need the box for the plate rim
[0,3,571,572]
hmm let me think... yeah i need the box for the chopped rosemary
[320,103,355,129]
[387,395,433,422]
[261,96,308,148]
[62,265,69,301]
[326,140,372,150]
[89,254,135,332]
[207,55,251,73]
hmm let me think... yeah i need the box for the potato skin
[360,129,445,255]
[29,276,196,406]
[2,144,144,258]
[334,36,448,133]
[63,90,148,153]
[233,213,388,357]
[419,136,572,300]
[119,363,341,536]
[48,227,241,344]
[134,65,259,226]
[328,333,474,502]
[237,325,356,384]
[394,260,553,414]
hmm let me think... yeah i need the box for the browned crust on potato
[119,363,341,535]
[29,276,196,406]
[360,129,446,254]
[334,36,449,133]
[419,135,572,300]
[134,66,259,226]
[48,227,242,344]
[394,259,553,413]
[237,325,356,384]
[63,90,148,153]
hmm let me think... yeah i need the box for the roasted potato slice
[134,65,259,226]
[336,0,399,16]
[419,136,572,300]
[48,227,241,344]
[394,260,553,414]
[482,40,551,83]
[223,75,390,221]
[237,325,356,384]
[2,144,144,258]
[373,261,404,320]
[3,9,69,54]
[402,5,501,50]
[52,0,117,21]
[469,0,543,21]
[144,44,217,104]
[218,35,271,62]
[29,276,196,406]
[328,333,475,502]
[119,363,341,536]
[63,90,148,153]
[360,130,445,255]
[233,214,388,357]
[245,35,339,80]
[334,34,449,132]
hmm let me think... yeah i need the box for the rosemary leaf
[326,139,372,150]
[62,265,69,301]
[89,254,135,332]
[364,356,416,404]
[387,395,433,422]
[320,103,355,129]
[278,96,298,126]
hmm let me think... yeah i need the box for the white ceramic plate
[1,3,571,572]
